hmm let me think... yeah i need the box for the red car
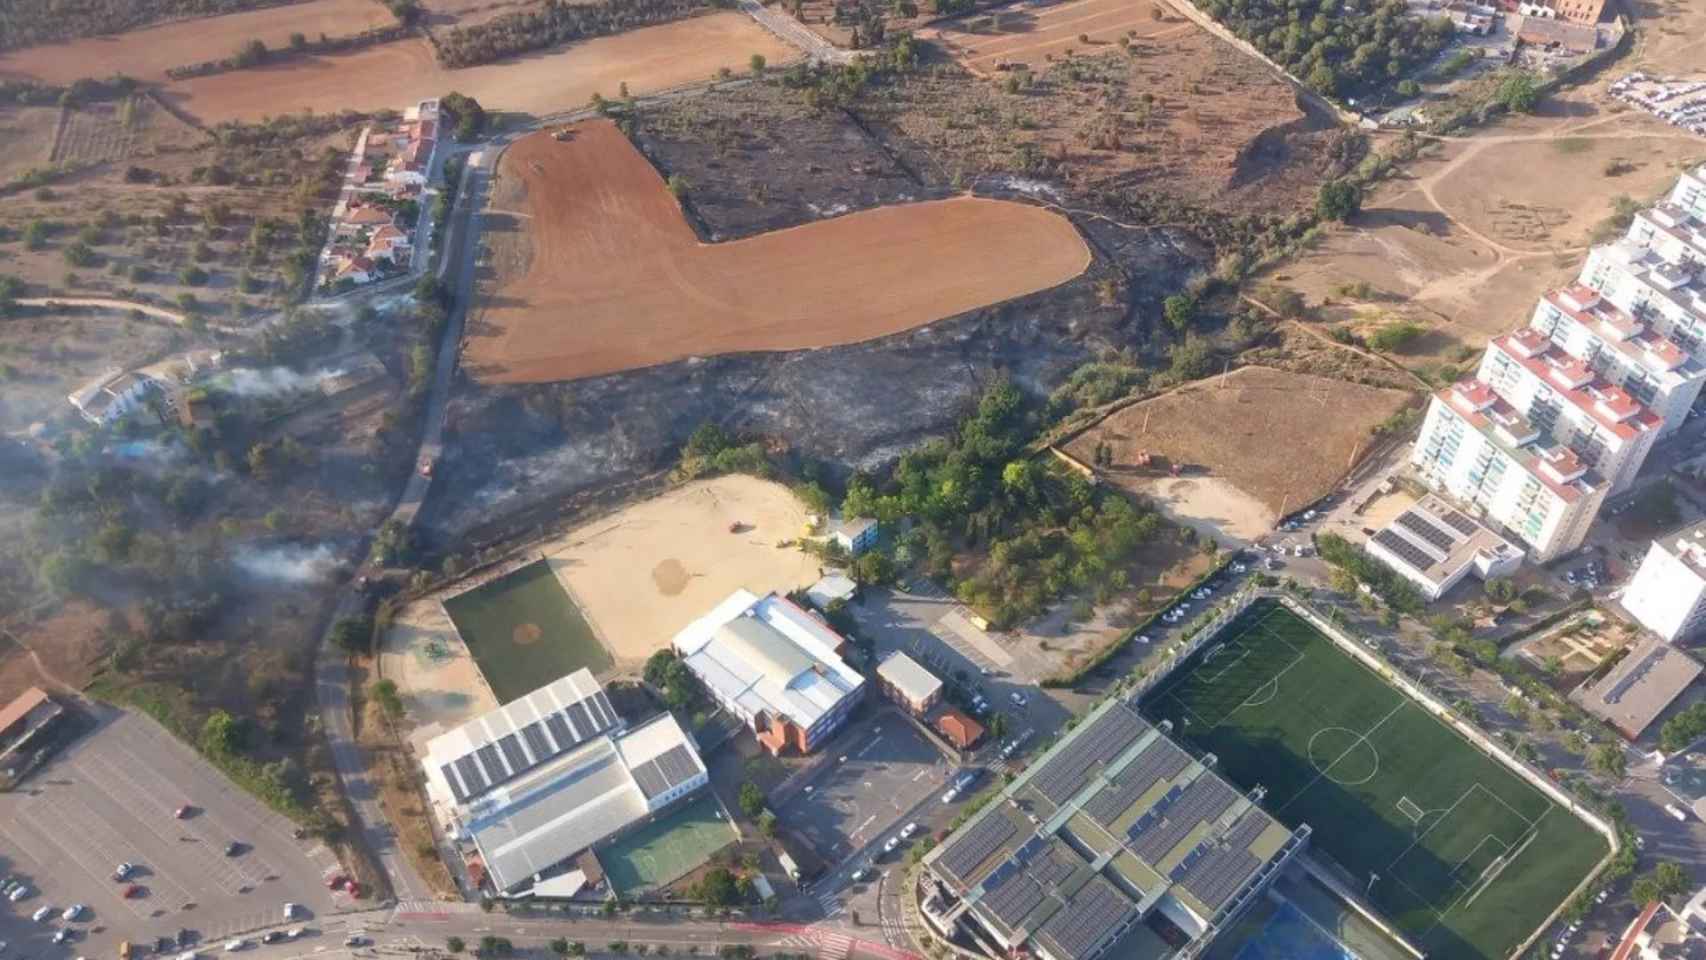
[326,875,347,891]
[123,885,144,899]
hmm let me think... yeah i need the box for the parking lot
[0,708,348,959]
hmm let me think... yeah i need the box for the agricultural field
[1066,365,1414,540]
[919,0,1189,77]
[0,0,397,84]
[158,13,794,124]
[0,104,60,183]
[465,118,1090,384]
[863,22,1349,211]
[1146,601,1609,960]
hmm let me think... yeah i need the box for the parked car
[343,937,367,948]
[114,863,135,882]
[1009,692,1028,707]
[259,934,285,946]
[282,904,300,921]
[284,930,304,941]
[222,940,246,953]
[174,805,192,820]
[124,886,144,900]
[900,822,919,840]
[31,907,53,924]
[883,836,901,854]
[6,885,28,903]
[224,842,243,857]
[52,931,70,946]
[850,868,871,883]
[62,905,85,923]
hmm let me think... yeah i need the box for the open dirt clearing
[157,13,793,124]
[0,0,394,84]
[0,105,58,181]
[921,0,1191,76]
[379,598,500,753]
[1068,365,1414,530]
[543,476,822,664]
[465,119,1090,383]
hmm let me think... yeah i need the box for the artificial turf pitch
[1145,600,1607,960]
[599,793,738,896]
[442,558,612,702]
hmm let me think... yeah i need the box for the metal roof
[425,669,616,803]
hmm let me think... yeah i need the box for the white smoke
[222,367,346,398]
[234,543,342,583]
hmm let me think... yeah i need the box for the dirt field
[1067,366,1414,537]
[920,0,1191,76]
[378,600,500,754]
[466,119,1089,383]
[158,13,795,124]
[543,475,823,663]
[0,105,58,182]
[0,0,395,84]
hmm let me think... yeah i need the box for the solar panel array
[1395,510,1458,552]
[629,744,702,800]
[1441,509,1482,537]
[1129,776,1236,865]
[1081,738,1190,828]
[981,866,1046,929]
[436,684,619,802]
[1035,878,1136,960]
[939,809,1020,886]
[1031,841,1082,889]
[1372,528,1436,572]
[1031,705,1148,805]
[1177,811,1273,913]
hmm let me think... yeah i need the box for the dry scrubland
[0,0,397,84]
[921,0,1191,76]
[1068,365,1414,529]
[465,119,1090,383]
[158,13,792,124]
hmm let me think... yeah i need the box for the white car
[884,836,901,854]
[62,904,85,922]
[224,940,246,953]
[900,822,919,840]
[941,787,960,804]
[286,929,304,941]
[6,886,27,902]
[282,902,300,921]
[53,931,70,946]
[1009,692,1028,707]
[31,906,53,923]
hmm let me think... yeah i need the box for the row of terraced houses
[1411,164,1706,561]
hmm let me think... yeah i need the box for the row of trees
[432,0,721,68]
[1198,0,1454,99]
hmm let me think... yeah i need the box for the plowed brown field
[153,12,790,123]
[921,0,1190,76]
[465,119,1091,383]
[0,0,393,84]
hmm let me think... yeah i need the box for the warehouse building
[422,670,709,893]
[672,589,865,755]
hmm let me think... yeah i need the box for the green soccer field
[1144,600,1608,960]
[442,558,612,702]
[599,793,738,896]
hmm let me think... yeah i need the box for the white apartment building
[1477,329,1662,495]
[1412,379,1608,562]
[1529,285,1705,437]
[1666,163,1706,221]
[1581,240,1706,363]
[1621,519,1706,643]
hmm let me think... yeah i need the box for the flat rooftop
[1572,635,1705,739]
[1651,517,1706,579]
[877,651,943,705]
[1366,494,1520,592]
[424,668,620,804]
[1441,379,1601,503]
[924,698,1303,960]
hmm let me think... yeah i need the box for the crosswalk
[775,932,853,960]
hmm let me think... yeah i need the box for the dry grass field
[0,105,59,182]
[158,13,793,124]
[0,0,395,84]
[465,119,1090,383]
[920,0,1192,76]
[1067,365,1414,534]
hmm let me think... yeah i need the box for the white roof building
[672,589,865,754]
[1622,520,1706,643]
[1364,494,1524,601]
[421,670,708,892]
[876,651,943,713]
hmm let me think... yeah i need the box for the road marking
[911,769,928,781]
[852,814,876,837]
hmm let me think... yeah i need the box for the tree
[738,781,766,819]
[750,53,767,74]
[448,938,466,954]
[200,709,241,755]
[853,550,894,585]
[372,679,404,719]
[371,518,415,565]
[1483,578,1517,604]
[235,38,269,67]
[695,867,741,906]
[1162,294,1196,333]
[1495,70,1540,113]
[1316,179,1362,222]
[331,616,373,654]
[667,174,690,198]
[1589,743,1626,779]
[1631,862,1691,906]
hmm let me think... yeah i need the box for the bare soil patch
[466,119,1090,384]
[0,0,395,84]
[158,13,793,124]
[0,105,59,182]
[1068,365,1414,527]
[920,0,1184,76]
[378,599,500,754]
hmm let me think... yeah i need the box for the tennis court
[442,558,612,702]
[1144,600,1607,960]
[599,793,738,896]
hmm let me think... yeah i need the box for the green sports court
[598,793,739,897]
[442,558,612,702]
[1144,600,1608,960]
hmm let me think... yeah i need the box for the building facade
[876,651,944,716]
[1621,520,1706,643]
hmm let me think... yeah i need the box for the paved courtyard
[0,708,347,960]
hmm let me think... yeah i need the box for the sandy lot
[0,0,395,84]
[921,0,1192,76]
[466,119,1090,383]
[543,475,823,662]
[0,105,58,181]
[1068,365,1415,535]
[379,601,499,753]
[157,13,794,124]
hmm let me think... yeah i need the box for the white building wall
[1582,247,1706,357]
[1622,541,1706,643]
[1475,345,1653,495]
[1670,167,1706,220]
[1528,298,1706,439]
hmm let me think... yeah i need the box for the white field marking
[1278,699,1407,814]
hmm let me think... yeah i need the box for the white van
[1666,803,1689,822]
[224,940,246,952]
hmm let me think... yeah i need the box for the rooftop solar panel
[498,733,529,771]
[565,701,595,742]
[1035,878,1135,960]
[939,811,1019,887]
[1396,510,1458,551]
[1441,509,1482,537]
[1372,528,1436,571]
[1130,776,1236,865]
[653,745,699,789]
[1032,705,1147,805]
[1082,738,1190,827]
[441,764,470,803]
[476,743,508,783]
[982,870,1045,928]
[592,692,619,730]
[1031,842,1082,889]
[630,760,669,799]
[520,722,553,761]
[454,754,488,795]
[543,713,574,750]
